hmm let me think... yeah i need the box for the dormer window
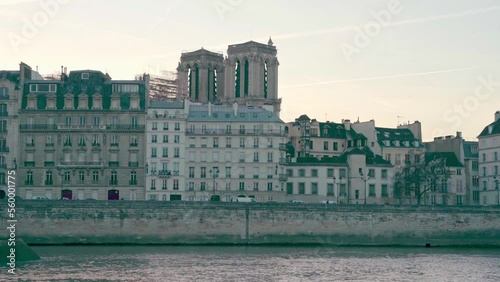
[46,94,56,109]
[81,73,89,79]
[383,140,390,146]
[404,141,410,147]
[78,93,89,110]
[414,141,420,147]
[130,94,139,110]
[64,93,74,110]
[110,93,120,110]
[393,140,400,146]
[27,94,37,109]
[92,94,103,110]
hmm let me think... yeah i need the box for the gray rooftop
[187,104,283,123]
[149,101,185,109]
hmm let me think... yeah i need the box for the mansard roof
[319,122,346,139]
[425,152,464,167]
[375,127,421,147]
[478,118,500,137]
[187,104,283,123]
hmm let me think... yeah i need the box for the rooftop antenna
[397,116,404,126]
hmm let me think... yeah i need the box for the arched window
[244,60,249,96]
[264,61,268,98]
[235,60,241,98]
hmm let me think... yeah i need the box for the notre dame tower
[177,38,281,116]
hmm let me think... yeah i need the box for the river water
[3,246,500,281]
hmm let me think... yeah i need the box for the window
[239,125,245,134]
[226,167,231,178]
[286,183,293,194]
[381,184,388,197]
[150,179,156,190]
[369,184,376,197]
[267,152,273,162]
[395,154,401,165]
[110,171,117,184]
[339,184,346,196]
[174,148,180,158]
[327,184,334,196]
[368,169,375,178]
[162,148,168,158]
[45,171,53,185]
[287,169,293,177]
[311,183,318,194]
[152,135,157,143]
[151,148,157,158]
[174,123,180,131]
[355,190,359,199]
[457,169,462,175]
[163,135,168,143]
[253,152,259,162]
[253,138,259,148]
[456,195,463,205]
[213,137,219,148]
[81,73,89,79]
[26,171,33,185]
[496,152,498,161]
[79,171,85,182]
[267,138,273,148]
[253,182,259,191]
[173,179,179,190]
[239,182,245,191]
[92,171,99,183]
[267,182,273,191]
[473,191,479,201]
[333,142,338,151]
[339,169,346,178]
[189,167,195,178]
[130,171,137,185]
[201,167,206,178]
[226,125,231,134]
[174,135,180,143]
[311,169,318,177]
[226,137,232,148]
[298,169,305,177]
[152,122,158,130]
[64,171,71,182]
[323,141,328,150]
[482,153,486,163]
[240,138,245,148]
[298,183,305,194]
[381,169,388,179]
[327,169,334,178]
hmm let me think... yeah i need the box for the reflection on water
[4,246,500,281]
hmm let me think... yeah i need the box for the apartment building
[184,102,287,202]
[145,101,188,201]
[18,69,148,200]
[478,111,500,206]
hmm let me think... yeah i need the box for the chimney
[456,131,462,138]
[495,111,500,122]
[208,102,212,117]
[233,102,238,116]
[342,119,351,130]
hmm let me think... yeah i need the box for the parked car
[58,197,71,200]
[32,196,49,200]
[290,200,304,204]
[320,200,337,204]
[235,197,257,203]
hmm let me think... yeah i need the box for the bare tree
[393,150,451,205]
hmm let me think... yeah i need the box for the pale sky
[1,0,500,141]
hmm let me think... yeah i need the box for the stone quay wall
[1,201,499,247]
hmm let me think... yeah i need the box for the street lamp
[209,168,219,201]
[360,171,370,205]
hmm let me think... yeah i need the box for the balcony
[128,162,139,167]
[24,161,35,167]
[279,174,288,181]
[44,161,55,167]
[279,143,287,151]
[279,158,288,165]
[107,124,145,131]
[110,180,118,185]
[186,129,287,136]
[91,143,101,147]
[57,124,107,130]
[173,170,179,176]
[110,143,119,147]
[0,147,9,153]
[63,142,72,147]
[59,161,103,168]
[130,143,138,147]
[108,162,119,167]
[20,124,57,131]
[158,170,172,178]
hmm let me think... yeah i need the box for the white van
[32,196,49,200]
[236,197,257,203]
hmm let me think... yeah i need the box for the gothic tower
[177,48,225,103]
[224,38,281,116]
